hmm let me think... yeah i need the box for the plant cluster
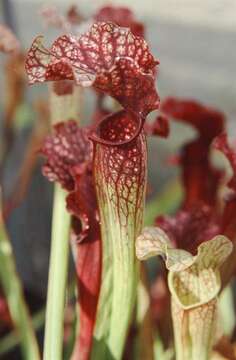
[0,4,236,360]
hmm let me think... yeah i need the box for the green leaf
[43,185,71,360]
[0,192,40,360]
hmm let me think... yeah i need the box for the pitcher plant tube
[136,227,232,360]
[25,21,161,359]
[136,98,236,359]
[160,98,236,283]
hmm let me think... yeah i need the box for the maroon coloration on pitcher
[93,110,146,226]
[156,206,219,254]
[94,6,145,38]
[145,114,169,138]
[213,133,236,240]
[25,22,159,117]
[153,99,228,254]
[67,172,101,360]
[180,139,222,208]
[161,97,225,208]
[41,121,101,360]
[161,97,224,141]
[41,121,92,191]
[27,21,160,359]
[155,103,236,256]
[52,80,74,96]
[213,133,236,191]
[91,108,144,145]
[0,293,12,328]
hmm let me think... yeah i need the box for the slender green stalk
[43,81,78,359]
[107,207,139,359]
[0,307,45,355]
[0,281,76,356]
[43,184,70,360]
[135,265,154,360]
[0,198,40,360]
[90,182,113,359]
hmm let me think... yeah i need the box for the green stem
[107,209,139,359]
[43,184,71,360]
[0,199,40,360]
[90,183,113,359]
[135,264,154,360]
[0,280,76,356]
[0,307,45,356]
